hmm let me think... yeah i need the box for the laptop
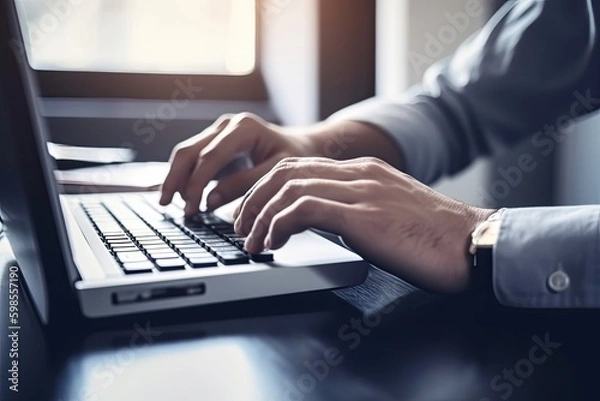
[0,0,368,323]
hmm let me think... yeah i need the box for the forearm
[319,1,599,185]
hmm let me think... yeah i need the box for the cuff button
[548,270,570,293]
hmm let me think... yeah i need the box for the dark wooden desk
[1,237,598,401]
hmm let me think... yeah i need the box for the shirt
[330,0,600,308]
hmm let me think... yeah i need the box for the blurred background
[14,0,600,208]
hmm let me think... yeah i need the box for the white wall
[261,0,319,125]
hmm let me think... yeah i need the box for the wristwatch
[468,209,505,293]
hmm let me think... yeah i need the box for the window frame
[33,0,268,100]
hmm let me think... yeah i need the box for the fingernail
[264,236,272,250]
[234,218,242,234]
[207,193,223,210]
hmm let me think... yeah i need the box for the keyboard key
[129,230,155,237]
[156,228,182,235]
[91,217,114,223]
[141,244,172,251]
[193,213,224,226]
[175,244,204,250]
[104,233,130,240]
[130,232,157,238]
[111,246,140,253]
[186,228,214,235]
[137,239,167,246]
[165,237,193,244]
[180,249,211,258]
[201,238,230,245]
[155,258,187,271]
[217,252,249,265]
[136,235,163,242]
[181,219,204,228]
[151,221,179,229]
[168,238,196,244]
[188,256,219,268]
[99,229,125,236]
[249,252,274,263]
[106,239,134,246]
[225,234,247,240]
[210,245,240,253]
[148,251,180,260]
[233,240,247,248]
[211,224,235,233]
[117,252,149,264]
[122,261,154,274]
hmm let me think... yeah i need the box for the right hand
[159,113,314,216]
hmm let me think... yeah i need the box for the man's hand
[160,114,403,216]
[234,157,494,293]
[160,113,314,215]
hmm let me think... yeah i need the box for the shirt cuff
[493,206,600,308]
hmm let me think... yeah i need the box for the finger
[206,155,280,210]
[159,115,232,205]
[182,116,263,216]
[246,179,361,249]
[244,196,348,253]
[235,158,358,235]
[232,156,362,217]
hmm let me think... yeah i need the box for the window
[15,0,256,75]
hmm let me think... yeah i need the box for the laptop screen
[0,0,79,324]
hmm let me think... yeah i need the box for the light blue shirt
[331,0,600,308]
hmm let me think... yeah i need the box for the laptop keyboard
[80,198,273,275]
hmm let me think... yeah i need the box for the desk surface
[1,237,599,401]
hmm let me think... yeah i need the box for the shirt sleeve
[329,0,600,184]
[494,207,600,308]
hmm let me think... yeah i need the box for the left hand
[233,157,494,293]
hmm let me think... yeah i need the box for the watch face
[473,220,501,249]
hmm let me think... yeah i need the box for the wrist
[299,120,357,159]
[297,120,405,168]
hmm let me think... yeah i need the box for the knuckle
[277,156,300,166]
[281,179,304,195]
[233,112,258,126]
[273,158,299,177]
[171,145,193,160]
[252,215,270,235]
[212,114,234,128]
[357,157,387,173]
[245,204,262,223]
[276,181,304,205]
[270,212,289,232]
[219,113,235,121]
[199,146,220,161]
[353,179,378,193]
[364,156,386,166]
[240,202,259,219]
[292,196,316,215]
